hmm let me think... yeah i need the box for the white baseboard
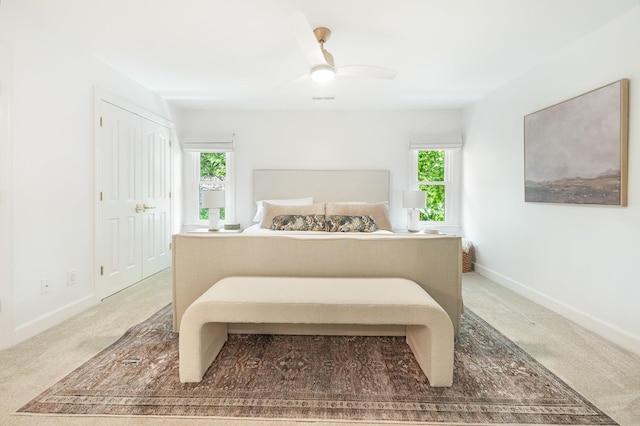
[475,263,640,356]
[12,295,99,346]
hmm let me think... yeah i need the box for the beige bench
[178,276,454,387]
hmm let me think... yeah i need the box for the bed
[172,169,463,335]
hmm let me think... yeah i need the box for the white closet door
[141,119,171,277]
[97,101,143,298]
[97,100,172,299]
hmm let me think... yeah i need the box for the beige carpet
[2,270,638,425]
[17,304,617,424]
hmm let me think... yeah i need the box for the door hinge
[99,191,103,201]
[169,139,172,147]
[100,266,104,276]
[169,243,172,250]
[169,191,172,199]
[99,116,103,127]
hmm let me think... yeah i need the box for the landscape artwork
[524,79,629,205]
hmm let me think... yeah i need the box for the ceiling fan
[292,12,397,83]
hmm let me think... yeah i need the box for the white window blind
[182,133,235,152]
[409,133,462,150]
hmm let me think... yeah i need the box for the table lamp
[202,190,225,231]
[403,190,426,232]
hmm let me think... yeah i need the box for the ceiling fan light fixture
[311,64,335,83]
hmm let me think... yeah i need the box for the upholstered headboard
[252,169,390,207]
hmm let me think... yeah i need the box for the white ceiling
[6,0,639,110]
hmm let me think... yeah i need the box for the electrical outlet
[68,270,77,286]
[41,278,51,294]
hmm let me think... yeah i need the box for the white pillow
[252,197,313,222]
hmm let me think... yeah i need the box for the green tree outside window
[199,152,226,220]
[417,150,445,222]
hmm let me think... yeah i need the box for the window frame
[410,148,461,230]
[184,151,235,227]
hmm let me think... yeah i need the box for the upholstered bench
[178,276,454,387]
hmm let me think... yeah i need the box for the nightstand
[188,228,243,234]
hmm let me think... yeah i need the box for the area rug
[18,305,617,425]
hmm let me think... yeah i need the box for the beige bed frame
[172,169,463,335]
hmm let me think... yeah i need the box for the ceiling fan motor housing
[313,27,331,43]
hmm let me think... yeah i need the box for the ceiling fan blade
[272,72,310,92]
[292,11,327,67]
[337,65,397,80]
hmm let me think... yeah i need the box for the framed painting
[524,79,629,205]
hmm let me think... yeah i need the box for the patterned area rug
[18,305,617,424]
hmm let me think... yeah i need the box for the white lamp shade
[403,190,426,209]
[202,190,225,208]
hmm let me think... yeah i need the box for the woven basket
[462,246,474,273]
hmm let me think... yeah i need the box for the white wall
[0,5,180,349]
[0,42,12,350]
[180,109,462,229]
[462,6,640,355]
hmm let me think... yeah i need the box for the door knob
[135,204,144,213]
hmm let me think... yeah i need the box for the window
[410,134,462,228]
[199,152,226,221]
[418,150,446,221]
[182,134,235,227]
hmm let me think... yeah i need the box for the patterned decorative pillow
[325,215,378,232]
[325,202,391,231]
[260,202,325,228]
[271,214,327,231]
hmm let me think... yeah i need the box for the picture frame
[524,79,629,206]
